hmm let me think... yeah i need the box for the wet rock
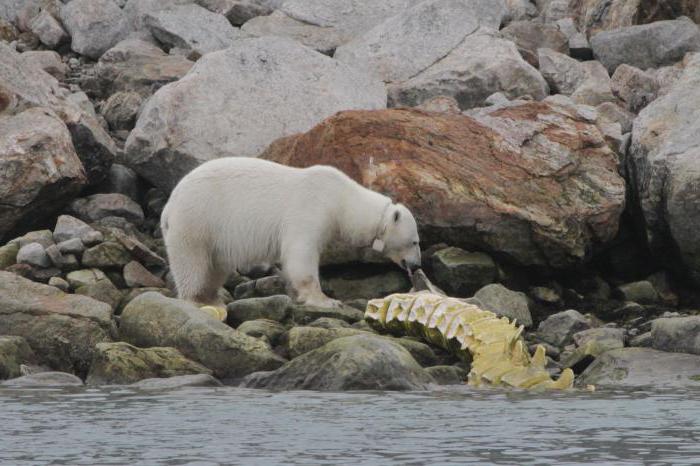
[611,64,660,113]
[590,17,700,73]
[430,247,497,297]
[236,319,286,346]
[537,309,591,346]
[101,92,143,131]
[125,36,386,192]
[65,268,110,289]
[16,242,50,268]
[1,371,83,387]
[425,365,467,385]
[627,53,700,284]
[500,20,568,67]
[145,4,242,56]
[571,0,700,37]
[86,341,212,385]
[29,9,67,48]
[322,268,410,301]
[123,261,165,288]
[579,347,700,388]
[652,317,700,355]
[82,242,132,268]
[473,284,533,327]
[334,0,501,83]
[69,194,144,225]
[242,334,435,391]
[19,50,67,79]
[226,295,292,326]
[388,28,548,110]
[89,38,193,100]
[0,336,37,380]
[120,292,286,380]
[262,105,624,269]
[288,304,365,325]
[0,271,115,375]
[614,281,660,304]
[74,280,123,311]
[284,326,365,359]
[131,373,223,390]
[59,0,128,59]
[0,108,86,240]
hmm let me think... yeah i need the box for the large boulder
[430,247,497,297]
[627,53,700,283]
[242,334,435,390]
[590,17,700,73]
[284,326,365,359]
[0,108,86,240]
[144,4,242,57]
[571,0,700,37]
[651,317,700,355]
[120,292,286,380]
[0,271,115,376]
[124,36,386,192]
[0,42,117,185]
[387,28,548,110]
[579,348,700,388]
[262,104,625,269]
[86,341,212,385]
[59,0,128,59]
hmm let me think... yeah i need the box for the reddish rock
[262,104,625,268]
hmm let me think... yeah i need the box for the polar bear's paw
[199,305,228,322]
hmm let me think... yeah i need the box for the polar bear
[161,157,422,310]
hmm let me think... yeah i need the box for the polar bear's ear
[393,209,401,223]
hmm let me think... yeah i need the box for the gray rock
[388,28,548,110]
[591,17,700,73]
[536,309,591,347]
[0,271,115,375]
[569,32,592,60]
[145,4,242,56]
[284,326,365,359]
[573,327,625,349]
[16,242,51,268]
[19,50,67,78]
[65,268,110,289]
[86,341,212,385]
[123,261,165,288]
[47,276,69,292]
[614,281,660,304]
[392,337,439,367]
[0,336,37,380]
[74,280,123,312]
[307,317,351,329]
[242,334,435,391]
[334,0,490,83]
[60,0,128,59]
[82,242,132,268]
[596,102,634,133]
[610,64,660,113]
[628,54,700,283]
[9,230,55,249]
[29,9,67,48]
[45,244,79,271]
[579,348,700,388]
[0,109,86,240]
[288,303,365,325]
[198,0,272,26]
[473,284,533,327]
[652,317,700,356]
[130,373,223,390]
[226,295,292,326]
[570,61,616,106]
[53,215,102,245]
[1,371,83,387]
[101,92,143,131]
[120,292,286,380]
[425,365,467,385]
[629,331,652,348]
[69,193,144,224]
[500,20,568,67]
[430,247,497,297]
[540,0,570,22]
[236,319,286,346]
[322,269,411,301]
[125,36,386,192]
[122,0,194,33]
[537,49,614,106]
[233,276,287,299]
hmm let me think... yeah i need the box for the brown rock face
[262,105,625,268]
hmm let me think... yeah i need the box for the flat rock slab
[1,371,84,387]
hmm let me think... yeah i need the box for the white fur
[161,157,421,307]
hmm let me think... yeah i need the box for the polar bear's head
[375,203,421,272]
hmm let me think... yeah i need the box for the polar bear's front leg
[281,241,341,308]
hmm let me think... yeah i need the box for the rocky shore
[1,0,700,391]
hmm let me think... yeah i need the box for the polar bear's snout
[378,203,422,273]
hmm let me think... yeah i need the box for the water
[1,385,700,465]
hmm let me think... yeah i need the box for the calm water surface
[1,385,699,465]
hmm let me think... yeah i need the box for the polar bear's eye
[412,241,419,246]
